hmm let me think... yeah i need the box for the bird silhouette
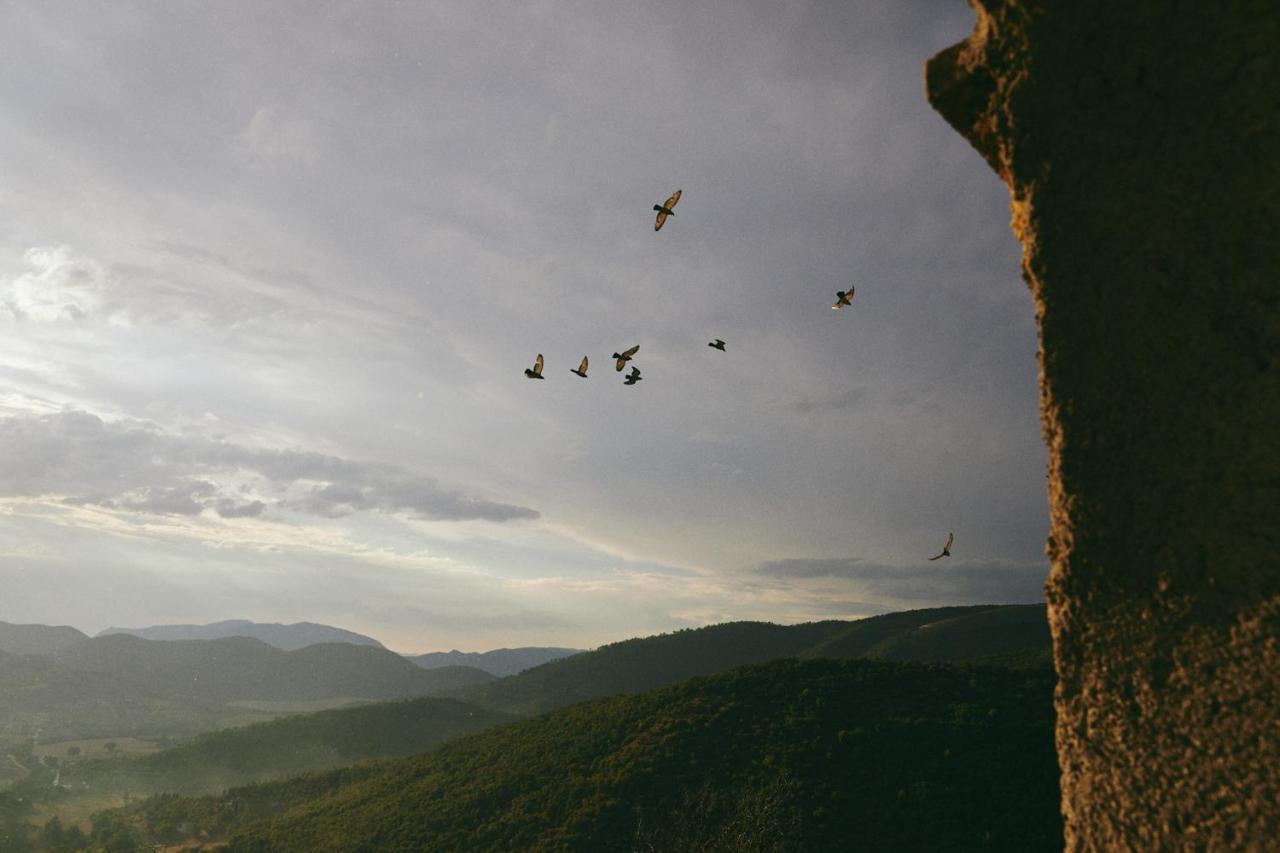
[524,353,545,380]
[832,288,855,310]
[927,532,954,561]
[613,344,640,371]
[708,339,726,351]
[653,190,682,232]
[623,365,642,385]
[570,356,589,378]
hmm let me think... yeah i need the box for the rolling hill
[96,619,385,651]
[63,696,519,798]
[406,646,583,677]
[0,621,88,656]
[453,604,1047,715]
[864,604,1052,664]
[129,658,1063,851]
[51,636,495,704]
[0,650,271,743]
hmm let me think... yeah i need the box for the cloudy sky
[0,2,1047,652]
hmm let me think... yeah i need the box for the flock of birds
[521,189,956,563]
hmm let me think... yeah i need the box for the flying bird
[524,353,545,380]
[832,287,855,310]
[653,189,682,232]
[927,532,954,561]
[708,339,726,351]
[623,365,642,385]
[570,356,589,378]
[613,344,640,371]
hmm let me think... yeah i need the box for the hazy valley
[0,605,1061,851]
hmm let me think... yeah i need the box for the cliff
[925,2,1279,848]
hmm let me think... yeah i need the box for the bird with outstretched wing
[927,532,954,561]
[570,356,589,378]
[654,189,682,231]
[613,344,640,371]
[524,353,545,379]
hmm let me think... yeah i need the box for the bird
[623,365,642,385]
[832,287,855,310]
[524,353,545,379]
[653,189,682,231]
[613,344,640,371]
[927,532,954,561]
[708,339,726,351]
[570,356,589,378]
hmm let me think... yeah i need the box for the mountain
[0,620,88,656]
[454,604,1047,716]
[96,619,385,651]
[406,646,583,677]
[863,604,1053,664]
[129,658,1062,851]
[0,649,270,743]
[64,696,519,798]
[52,636,495,705]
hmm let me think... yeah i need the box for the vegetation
[0,649,272,743]
[454,605,1047,715]
[51,636,495,704]
[126,658,1062,851]
[60,697,518,798]
[0,623,88,657]
[1,605,1060,850]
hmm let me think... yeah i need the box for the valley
[0,606,1059,851]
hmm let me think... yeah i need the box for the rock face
[925,2,1279,849]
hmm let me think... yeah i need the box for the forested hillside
[51,635,494,703]
[0,622,88,656]
[128,658,1062,851]
[455,605,1045,715]
[62,697,518,798]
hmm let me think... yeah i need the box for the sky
[0,1,1048,653]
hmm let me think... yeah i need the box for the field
[34,737,164,764]
[30,793,128,833]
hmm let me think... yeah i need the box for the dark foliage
[128,658,1061,852]
[454,605,1044,716]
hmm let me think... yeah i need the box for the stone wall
[924,2,1279,848]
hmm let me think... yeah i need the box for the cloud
[0,409,538,523]
[756,557,1047,604]
[0,246,112,323]
[235,105,327,168]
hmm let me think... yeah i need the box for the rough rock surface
[925,2,1279,849]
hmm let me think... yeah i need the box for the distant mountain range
[0,634,496,742]
[53,635,494,704]
[96,619,386,651]
[0,648,262,742]
[0,620,89,656]
[3,603,1058,849]
[0,604,1048,763]
[406,646,583,677]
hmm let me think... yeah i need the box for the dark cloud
[216,500,266,519]
[756,557,1047,605]
[0,410,538,523]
